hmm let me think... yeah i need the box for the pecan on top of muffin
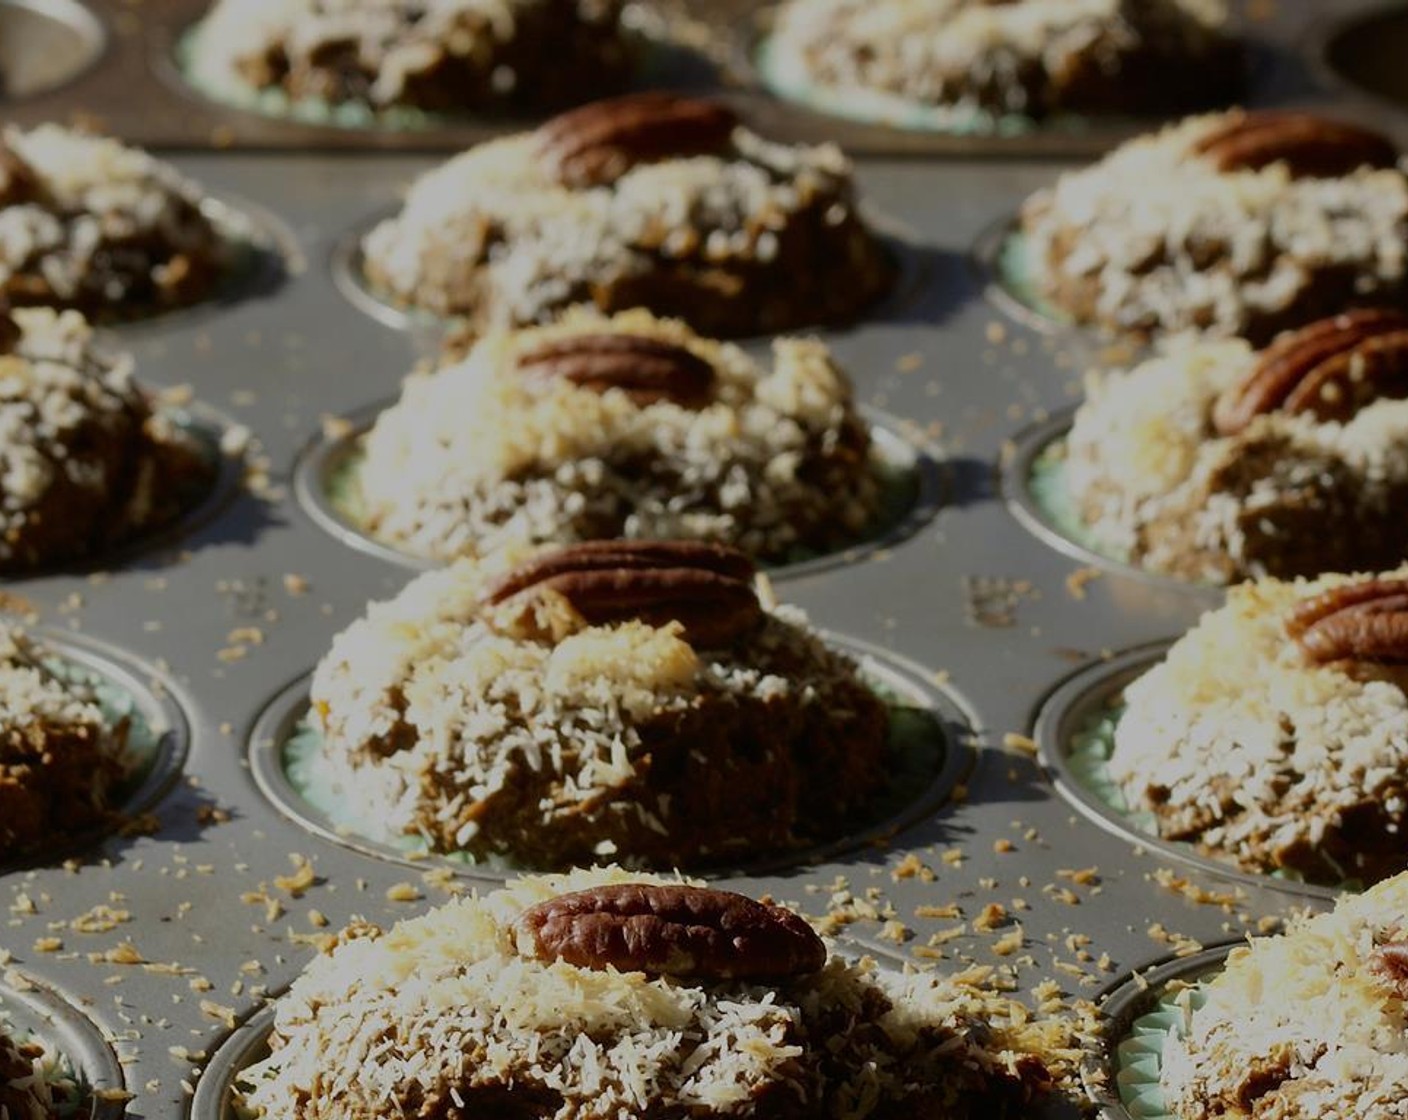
[307,540,892,869]
[361,92,895,336]
[354,307,880,565]
[1021,110,1408,344]
[1061,309,1408,584]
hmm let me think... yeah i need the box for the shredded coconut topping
[238,867,1071,1120]
[356,308,879,563]
[1163,871,1408,1119]
[1022,113,1408,340]
[1063,337,1408,583]
[1108,567,1408,883]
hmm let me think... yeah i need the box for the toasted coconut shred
[238,868,1081,1120]
[1163,871,1408,1119]
[0,1012,79,1120]
[355,308,881,564]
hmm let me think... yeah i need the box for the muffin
[769,0,1241,124]
[188,0,635,115]
[1161,870,1408,1119]
[1020,110,1408,343]
[361,92,895,336]
[1060,310,1408,583]
[236,868,1075,1119]
[307,539,892,868]
[0,125,225,318]
[0,306,215,573]
[352,308,880,564]
[0,625,135,858]
[1107,566,1408,885]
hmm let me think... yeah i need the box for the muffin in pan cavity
[322,308,912,568]
[761,0,1243,136]
[183,0,639,125]
[0,625,186,864]
[1030,311,1408,585]
[0,124,237,321]
[1018,109,1408,345]
[228,868,1088,1120]
[0,307,221,575]
[1104,567,1408,888]
[297,539,945,871]
[360,92,895,337]
[1136,871,1408,1120]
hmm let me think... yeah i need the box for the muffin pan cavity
[1033,643,1340,901]
[293,401,945,579]
[247,635,973,881]
[1320,3,1408,115]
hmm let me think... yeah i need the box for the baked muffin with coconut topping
[188,0,635,115]
[0,307,215,573]
[308,540,891,868]
[237,868,1081,1119]
[0,1016,78,1120]
[361,92,895,336]
[1021,110,1408,343]
[0,625,135,858]
[769,0,1240,124]
[1108,566,1408,885]
[354,308,879,564]
[1162,870,1408,1119]
[1061,309,1408,583]
[0,125,224,318]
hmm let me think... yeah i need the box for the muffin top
[0,1016,65,1120]
[1022,110,1408,338]
[0,625,107,750]
[1162,870,1408,1120]
[0,125,220,315]
[361,93,868,324]
[356,307,875,562]
[238,867,1081,1120]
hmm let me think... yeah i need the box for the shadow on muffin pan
[1086,943,1240,1120]
[292,401,945,582]
[1032,643,1340,902]
[999,410,1219,597]
[0,629,190,873]
[246,635,974,882]
[0,0,105,101]
[329,204,932,339]
[1316,2,1408,117]
[0,967,127,1120]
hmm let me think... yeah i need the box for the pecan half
[1213,309,1408,435]
[516,333,716,409]
[1286,577,1408,664]
[536,93,739,190]
[515,883,827,981]
[1372,940,1408,998]
[1191,111,1399,179]
[483,540,762,647]
[0,311,18,356]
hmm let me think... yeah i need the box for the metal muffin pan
[0,0,1373,156]
[0,1,1397,1115]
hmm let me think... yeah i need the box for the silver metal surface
[0,0,106,101]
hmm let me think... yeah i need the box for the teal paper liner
[325,434,923,571]
[282,685,946,871]
[1025,444,1125,562]
[1114,982,1211,1120]
[993,227,1072,328]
